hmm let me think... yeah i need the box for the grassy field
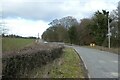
[2,38,35,52]
[31,48,86,78]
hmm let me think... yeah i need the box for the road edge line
[73,48,91,79]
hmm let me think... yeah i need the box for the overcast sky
[1,0,119,38]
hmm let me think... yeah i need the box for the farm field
[2,38,35,52]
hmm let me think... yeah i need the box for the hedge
[2,44,64,78]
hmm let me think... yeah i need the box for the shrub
[2,44,64,78]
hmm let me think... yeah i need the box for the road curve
[72,46,118,78]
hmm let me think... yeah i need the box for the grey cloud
[2,1,65,21]
[2,0,119,22]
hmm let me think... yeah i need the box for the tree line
[42,7,119,47]
[2,34,37,39]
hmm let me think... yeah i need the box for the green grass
[19,48,86,78]
[2,38,35,52]
[48,48,85,78]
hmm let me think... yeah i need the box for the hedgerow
[2,44,64,78]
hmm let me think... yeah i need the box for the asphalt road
[72,46,118,78]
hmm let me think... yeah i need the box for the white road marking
[110,72,118,77]
[111,61,118,63]
[105,72,118,78]
[74,49,91,78]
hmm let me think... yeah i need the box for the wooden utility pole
[38,33,39,39]
[107,12,111,49]
[108,18,111,48]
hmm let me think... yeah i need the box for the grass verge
[32,48,86,78]
[84,46,119,54]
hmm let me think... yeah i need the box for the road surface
[72,46,118,78]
